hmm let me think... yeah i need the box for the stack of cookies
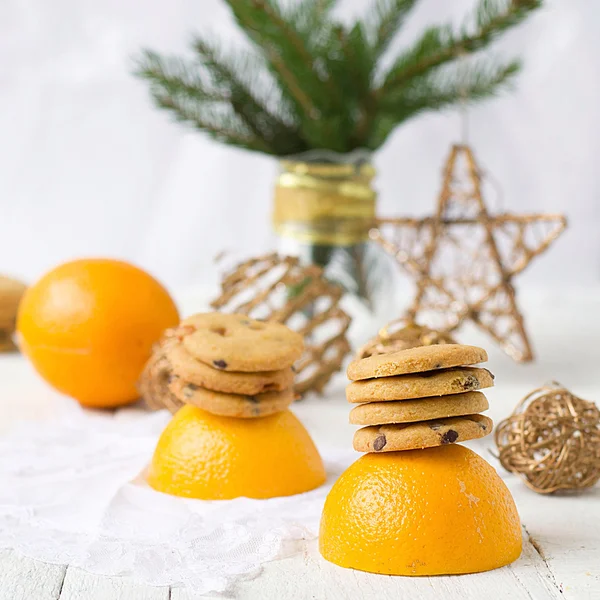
[141,313,304,418]
[346,344,494,453]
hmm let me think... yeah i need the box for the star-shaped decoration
[372,144,567,362]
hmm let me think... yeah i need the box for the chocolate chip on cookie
[373,435,387,451]
[441,429,459,444]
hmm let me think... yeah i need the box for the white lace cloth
[0,399,353,595]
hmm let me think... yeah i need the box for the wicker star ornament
[373,144,566,362]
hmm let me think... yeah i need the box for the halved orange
[320,444,521,575]
[148,405,326,500]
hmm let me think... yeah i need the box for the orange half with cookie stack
[142,313,326,500]
[320,344,522,576]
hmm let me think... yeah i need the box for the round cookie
[347,344,487,381]
[346,367,494,403]
[349,391,489,426]
[180,313,304,372]
[169,377,294,418]
[166,342,294,395]
[353,414,493,452]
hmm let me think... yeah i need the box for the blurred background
[0,0,597,290]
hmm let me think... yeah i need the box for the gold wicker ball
[138,328,183,413]
[211,253,351,396]
[0,275,27,352]
[495,383,600,494]
[357,317,456,359]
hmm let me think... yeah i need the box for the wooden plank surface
[0,549,65,600]
[59,567,169,600]
[518,495,600,599]
[171,531,564,600]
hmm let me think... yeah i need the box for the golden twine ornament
[357,317,456,359]
[372,144,566,363]
[495,383,600,494]
[211,253,351,395]
[0,275,27,353]
[138,330,183,413]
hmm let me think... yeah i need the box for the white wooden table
[1,287,599,599]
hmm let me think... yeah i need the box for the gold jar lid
[273,160,377,246]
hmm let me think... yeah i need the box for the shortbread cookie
[180,313,304,372]
[353,414,493,452]
[349,391,489,426]
[347,344,487,381]
[166,342,294,395]
[346,367,494,403]
[169,378,294,418]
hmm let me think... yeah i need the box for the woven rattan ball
[356,317,456,359]
[0,275,27,352]
[211,253,351,396]
[138,329,183,414]
[495,384,600,494]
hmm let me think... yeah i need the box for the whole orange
[320,445,522,575]
[17,258,179,408]
[148,405,326,499]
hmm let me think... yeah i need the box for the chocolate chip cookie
[353,414,493,452]
[180,313,304,372]
[166,342,294,395]
[349,391,489,426]
[169,377,295,418]
[346,367,494,403]
[347,344,488,381]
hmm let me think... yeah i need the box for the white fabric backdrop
[0,0,597,289]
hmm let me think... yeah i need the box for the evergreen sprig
[136,0,542,156]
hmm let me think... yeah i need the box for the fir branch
[285,0,340,73]
[334,24,377,147]
[136,51,263,150]
[380,0,541,93]
[136,51,226,103]
[284,0,339,38]
[370,58,520,148]
[265,48,316,118]
[155,94,271,153]
[192,37,302,155]
[136,0,543,156]
[401,58,520,109]
[248,0,342,107]
[349,0,419,147]
[224,0,354,151]
[364,0,418,59]
[224,0,333,118]
[251,1,319,77]
[301,113,349,152]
